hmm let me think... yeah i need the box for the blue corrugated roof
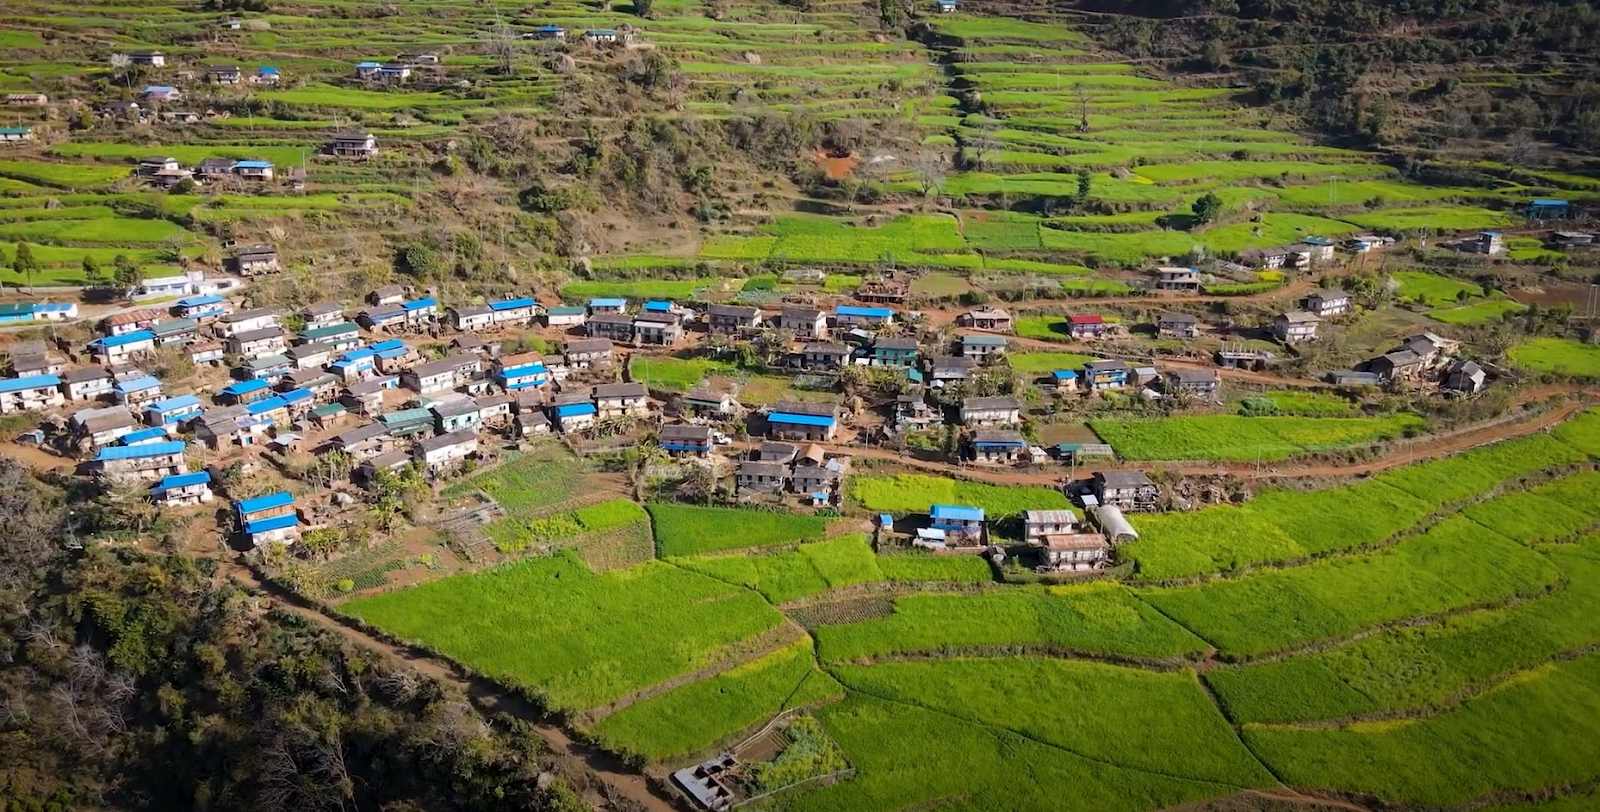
[279,388,313,405]
[244,513,298,534]
[114,376,161,394]
[401,297,437,311]
[369,339,405,352]
[974,439,1026,448]
[1052,369,1078,379]
[879,514,893,527]
[1532,198,1570,206]
[488,297,536,311]
[33,303,73,314]
[152,471,210,491]
[245,396,287,415]
[930,504,984,522]
[96,441,185,461]
[235,160,273,169]
[538,24,564,30]
[91,330,155,349]
[258,66,278,74]
[0,374,60,393]
[177,294,224,307]
[236,491,293,514]
[644,300,672,312]
[836,305,893,318]
[118,427,168,445]
[555,402,597,417]
[221,378,271,396]
[356,61,381,68]
[589,298,627,308]
[146,394,201,412]
[499,362,547,376]
[768,412,836,427]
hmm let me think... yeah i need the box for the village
[0,225,1522,581]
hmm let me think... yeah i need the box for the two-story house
[959,396,1020,427]
[707,304,762,335]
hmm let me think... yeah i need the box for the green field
[1392,270,1484,306]
[1088,414,1426,461]
[847,473,1071,518]
[630,356,735,393]
[648,503,829,557]
[343,552,785,713]
[674,536,991,604]
[1508,338,1600,379]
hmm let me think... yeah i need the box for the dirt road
[220,565,680,812]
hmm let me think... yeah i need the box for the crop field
[648,503,829,557]
[1087,413,1426,462]
[673,535,990,604]
[1243,653,1600,806]
[1428,298,1527,325]
[1207,539,1600,725]
[1138,516,1561,658]
[1461,471,1600,544]
[847,473,1071,518]
[591,639,842,762]
[835,659,1272,786]
[629,356,735,393]
[815,582,1208,664]
[1121,427,1594,580]
[1244,389,1357,416]
[1509,338,1600,379]
[1392,270,1484,306]
[343,552,785,713]
[1008,351,1100,374]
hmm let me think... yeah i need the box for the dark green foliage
[1191,192,1224,225]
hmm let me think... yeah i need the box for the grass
[1207,539,1600,724]
[630,356,735,393]
[648,503,828,557]
[1243,652,1600,806]
[1508,338,1600,379]
[816,582,1208,663]
[561,278,732,301]
[831,658,1275,787]
[847,473,1071,518]
[1243,389,1356,416]
[1138,516,1561,658]
[0,160,131,189]
[591,639,842,762]
[1008,351,1099,374]
[1461,471,1600,544]
[1392,270,1484,306]
[342,552,785,713]
[793,694,1234,812]
[1088,413,1426,461]
[672,536,990,604]
[1429,298,1526,325]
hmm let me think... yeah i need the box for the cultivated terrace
[0,0,1597,810]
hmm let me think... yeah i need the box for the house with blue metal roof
[550,400,597,433]
[220,378,273,405]
[493,351,549,391]
[929,504,985,542]
[150,470,213,507]
[971,428,1028,464]
[236,491,294,525]
[233,159,274,181]
[94,440,188,482]
[834,305,895,329]
[113,375,164,406]
[89,330,155,364]
[175,294,229,320]
[488,296,539,326]
[30,302,77,321]
[117,426,169,446]
[0,374,64,414]
[584,28,619,43]
[243,512,300,546]
[144,394,203,426]
[766,400,839,442]
[535,24,566,39]
[401,297,438,325]
[588,298,627,314]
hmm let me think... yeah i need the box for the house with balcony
[1083,359,1131,391]
[586,313,635,342]
[1154,267,1201,292]
[959,396,1020,427]
[0,375,64,414]
[545,306,587,328]
[230,245,280,276]
[89,331,156,365]
[1302,289,1352,317]
[956,307,1013,333]
[1068,314,1107,339]
[1273,311,1321,344]
[970,429,1027,464]
[303,302,344,329]
[61,367,114,402]
[960,333,1007,363]
[298,322,362,352]
[1157,312,1200,339]
[871,336,918,368]
[766,401,838,442]
[143,394,202,427]
[217,308,280,338]
[659,424,713,457]
[449,304,494,332]
[219,378,273,405]
[550,398,597,433]
[1163,369,1220,399]
[94,440,188,483]
[736,460,788,495]
[1091,470,1159,512]
[928,504,984,544]
[802,342,850,371]
[634,312,684,346]
[176,294,230,321]
[402,355,481,395]
[415,429,479,474]
[328,132,378,159]
[150,471,213,508]
[707,304,762,335]
[564,338,613,368]
[594,382,649,418]
[493,352,548,391]
[779,307,828,340]
[488,296,538,327]
[228,326,288,359]
[834,305,894,330]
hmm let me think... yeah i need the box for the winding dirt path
[219,565,680,812]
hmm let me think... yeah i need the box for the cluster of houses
[1328,331,1486,393]
[524,25,623,44]
[133,154,283,190]
[353,53,442,85]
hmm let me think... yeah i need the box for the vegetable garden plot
[648,503,828,557]
[673,536,990,604]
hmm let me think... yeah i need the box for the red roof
[1068,315,1105,325]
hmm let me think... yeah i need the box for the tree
[633,0,654,16]
[82,255,105,286]
[1191,192,1224,225]
[299,528,344,560]
[112,254,143,290]
[109,53,133,89]
[13,242,38,293]
[1074,166,1093,207]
